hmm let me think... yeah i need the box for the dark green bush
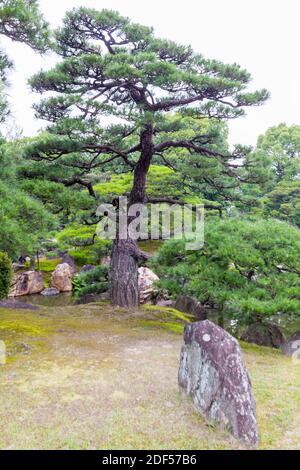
[151,217,300,328]
[72,265,109,299]
[0,251,12,300]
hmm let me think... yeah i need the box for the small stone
[100,255,111,266]
[61,253,77,274]
[41,288,60,297]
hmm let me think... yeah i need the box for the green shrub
[0,252,12,300]
[151,217,300,328]
[72,266,109,299]
[69,245,109,266]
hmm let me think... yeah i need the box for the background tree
[0,0,49,120]
[27,7,269,307]
[262,180,300,227]
[0,140,57,259]
[0,1,54,262]
[256,123,300,183]
[248,124,300,226]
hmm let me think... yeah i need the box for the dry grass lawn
[0,303,299,450]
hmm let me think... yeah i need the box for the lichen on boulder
[178,320,259,446]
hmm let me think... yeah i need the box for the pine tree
[27,8,269,307]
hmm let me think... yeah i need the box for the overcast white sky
[1,0,300,145]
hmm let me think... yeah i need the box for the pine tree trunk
[109,124,153,308]
[110,238,140,308]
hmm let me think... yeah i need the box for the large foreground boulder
[175,295,207,320]
[281,331,300,357]
[138,267,159,303]
[50,263,73,292]
[240,323,285,349]
[9,271,44,297]
[179,320,259,447]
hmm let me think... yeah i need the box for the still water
[7,292,75,308]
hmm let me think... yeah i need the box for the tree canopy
[0,0,49,51]
[256,123,300,183]
[28,8,268,188]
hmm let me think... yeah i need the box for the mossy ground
[24,258,62,273]
[0,303,299,450]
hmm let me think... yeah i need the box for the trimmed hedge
[0,252,12,300]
